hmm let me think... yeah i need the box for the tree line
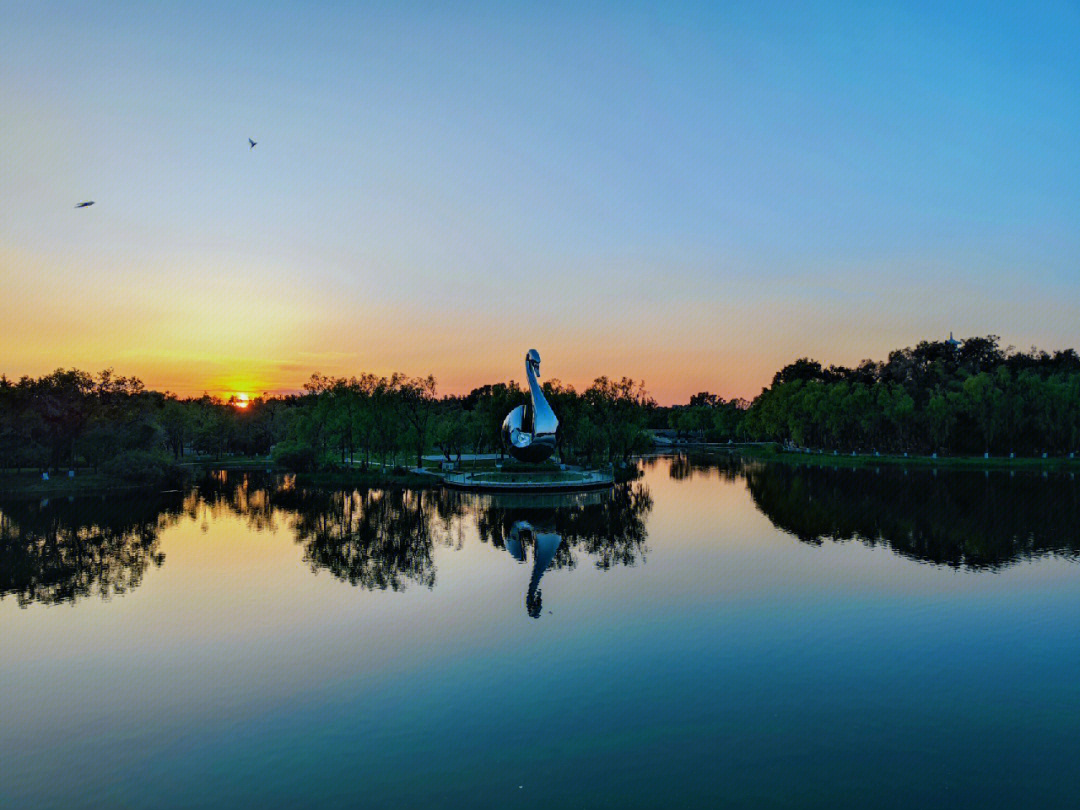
[3,335,1078,481]
[668,336,1080,456]
[0,368,657,478]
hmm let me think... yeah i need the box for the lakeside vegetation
[2,335,1078,494]
[0,368,656,490]
[669,335,1080,458]
[718,444,1080,471]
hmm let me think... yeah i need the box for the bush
[101,449,185,485]
[271,440,319,472]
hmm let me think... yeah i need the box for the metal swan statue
[501,349,559,463]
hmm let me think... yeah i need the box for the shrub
[101,449,185,485]
[271,440,319,472]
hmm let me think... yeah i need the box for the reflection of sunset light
[234,393,250,409]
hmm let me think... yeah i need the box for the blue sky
[2,1,1078,401]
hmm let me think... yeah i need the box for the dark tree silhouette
[0,493,183,606]
[742,462,1080,569]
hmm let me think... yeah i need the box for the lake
[2,455,1079,808]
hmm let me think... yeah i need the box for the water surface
[2,457,1079,808]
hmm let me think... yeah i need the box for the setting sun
[233,393,250,409]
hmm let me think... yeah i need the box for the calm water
[3,456,1080,808]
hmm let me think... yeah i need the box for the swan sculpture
[502,349,559,462]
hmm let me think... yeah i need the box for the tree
[927,393,958,452]
[396,375,438,468]
[434,406,467,464]
[960,373,1003,453]
[32,369,96,469]
[160,398,193,458]
[772,358,824,386]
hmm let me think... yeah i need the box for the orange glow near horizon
[4,240,1076,405]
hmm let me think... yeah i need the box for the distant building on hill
[946,332,961,349]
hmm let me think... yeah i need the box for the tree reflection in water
[180,473,473,591]
[185,469,283,533]
[249,473,654,610]
[0,470,652,609]
[1,473,655,608]
[473,484,652,569]
[280,481,654,606]
[279,488,459,591]
[0,493,183,607]
[647,451,747,483]
[656,453,1080,570]
[8,458,1078,610]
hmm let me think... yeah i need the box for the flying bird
[249,138,257,149]
[75,201,94,208]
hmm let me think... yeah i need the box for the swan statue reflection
[501,349,559,462]
[505,520,563,618]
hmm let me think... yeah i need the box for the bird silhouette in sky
[75,201,94,208]
[249,138,257,149]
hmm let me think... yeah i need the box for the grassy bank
[1,452,637,498]
[0,454,275,498]
[0,471,174,498]
[294,468,439,489]
[725,445,1080,471]
[179,456,276,470]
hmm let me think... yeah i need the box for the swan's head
[526,348,541,376]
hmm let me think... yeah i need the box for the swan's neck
[525,362,542,427]
[525,360,543,400]
[524,359,558,435]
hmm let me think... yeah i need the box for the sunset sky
[2,1,1078,403]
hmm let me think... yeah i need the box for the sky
[2,1,1078,403]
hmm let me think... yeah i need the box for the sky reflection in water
[2,457,1080,808]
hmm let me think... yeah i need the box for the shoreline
[4,447,1080,499]
[710,444,1080,472]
